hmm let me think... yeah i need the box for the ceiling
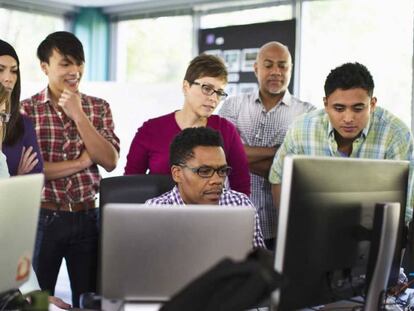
[48,0,146,7]
[2,0,282,20]
[24,0,278,9]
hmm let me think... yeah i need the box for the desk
[49,302,162,311]
[123,303,162,311]
[296,290,414,311]
[101,299,162,311]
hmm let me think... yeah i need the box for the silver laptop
[0,174,43,293]
[100,204,255,302]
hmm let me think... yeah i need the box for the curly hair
[324,62,374,97]
[169,127,224,166]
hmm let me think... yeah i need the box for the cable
[0,290,23,311]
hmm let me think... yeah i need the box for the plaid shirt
[269,107,414,221]
[219,90,315,239]
[21,88,120,204]
[146,186,266,248]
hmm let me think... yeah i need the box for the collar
[172,185,228,205]
[172,186,186,205]
[38,87,52,105]
[254,89,292,108]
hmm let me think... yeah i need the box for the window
[200,5,292,29]
[300,0,413,127]
[117,16,192,83]
[0,8,64,84]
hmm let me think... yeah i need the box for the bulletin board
[198,19,296,96]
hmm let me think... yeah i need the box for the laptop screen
[0,174,43,293]
[100,203,255,302]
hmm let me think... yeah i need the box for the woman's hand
[17,146,39,175]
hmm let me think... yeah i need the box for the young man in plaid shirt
[21,31,120,307]
[146,127,265,248]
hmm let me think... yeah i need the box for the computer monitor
[0,174,43,294]
[100,204,255,304]
[271,156,409,310]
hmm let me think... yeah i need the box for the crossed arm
[45,90,118,181]
[243,145,279,178]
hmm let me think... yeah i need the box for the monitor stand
[364,202,400,310]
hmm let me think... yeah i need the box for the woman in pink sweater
[124,54,251,196]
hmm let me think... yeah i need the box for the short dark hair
[169,127,224,166]
[184,54,228,83]
[37,31,85,65]
[324,62,375,97]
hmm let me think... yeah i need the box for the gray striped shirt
[219,90,315,239]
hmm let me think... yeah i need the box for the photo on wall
[241,48,259,72]
[204,49,223,59]
[199,19,296,94]
[223,50,241,72]
[227,73,240,83]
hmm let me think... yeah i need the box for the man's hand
[48,296,71,309]
[58,89,84,122]
[17,146,39,175]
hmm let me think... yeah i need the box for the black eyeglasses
[190,81,228,100]
[179,164,232,178]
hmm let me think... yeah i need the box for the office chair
[92,174,175,307]
[99,174,175,208]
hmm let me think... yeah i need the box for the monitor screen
[0,174,43,294]
[100,204,255,303]
[272,156,409,310]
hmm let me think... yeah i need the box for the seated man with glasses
[124,53,251,196]
[146,127,265,248]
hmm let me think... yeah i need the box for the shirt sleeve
[385,124,414,223]
[241,195,266,249]
[124,121,150,175]
[222,120,251,196]
[97,99,120,153]
[269,126,297,185]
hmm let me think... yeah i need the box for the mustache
[203,187,224,195]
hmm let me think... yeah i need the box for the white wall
[22,81,184,178]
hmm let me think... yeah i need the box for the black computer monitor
[272,156,409,310]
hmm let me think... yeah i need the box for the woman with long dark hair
[0,40,42,175]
